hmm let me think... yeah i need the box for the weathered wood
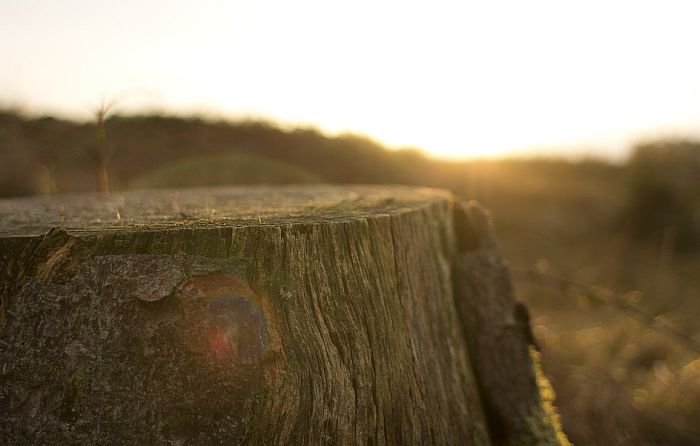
[453,202,562,445]
[0,185,561,445]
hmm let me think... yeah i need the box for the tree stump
[0,185,563,445]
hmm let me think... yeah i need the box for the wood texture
[0,185,503,444]
[452,202,561,445]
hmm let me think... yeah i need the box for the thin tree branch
[510,267,700,355]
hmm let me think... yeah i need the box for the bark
[0,185,560,445]
[452,201,562,445]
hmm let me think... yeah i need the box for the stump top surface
[0,185,452,237]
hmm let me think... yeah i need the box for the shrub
[621,140,700,252]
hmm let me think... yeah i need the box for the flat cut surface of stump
[0,184,452,236]
[0,185,495,445]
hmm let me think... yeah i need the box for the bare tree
[89,98,121,194]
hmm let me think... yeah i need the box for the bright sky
[2,1,700,159]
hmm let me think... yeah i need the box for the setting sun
[3,1,700,158]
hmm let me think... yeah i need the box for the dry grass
[472,165,700,445]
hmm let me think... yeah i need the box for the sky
[2,1,700,160]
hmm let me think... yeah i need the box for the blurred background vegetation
[2,109,700,445]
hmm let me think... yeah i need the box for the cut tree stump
[0,185,564,445]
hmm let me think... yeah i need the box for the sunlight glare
[3,0,700,158]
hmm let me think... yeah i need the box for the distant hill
[130,153,322,189]
[0,111,433,197]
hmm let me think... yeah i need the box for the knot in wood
[207,295,269,364]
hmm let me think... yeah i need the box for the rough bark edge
[452,200,571,446]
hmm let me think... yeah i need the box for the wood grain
[0,186,497,444]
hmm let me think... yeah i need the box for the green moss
[47,362,61,379]
[59,373,85,422]
[509,347,572,446]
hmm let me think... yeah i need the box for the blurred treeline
[2,109,700,445]
[0,110,453,196]
[0,110,622,199]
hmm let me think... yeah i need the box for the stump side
[0,186,495,444]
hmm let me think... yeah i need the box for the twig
[510,267,700,355]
